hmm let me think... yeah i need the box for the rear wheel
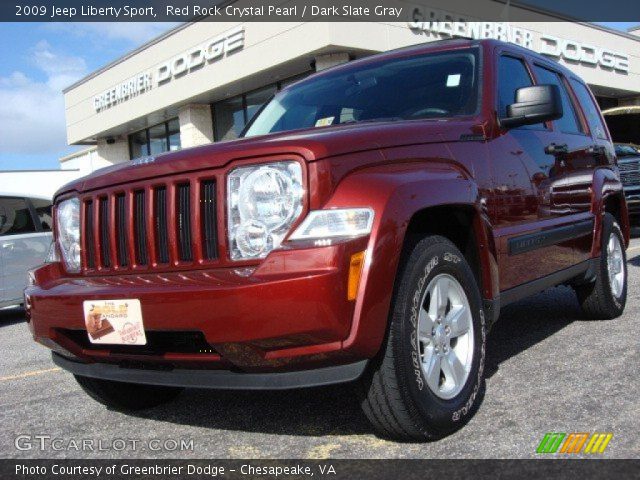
[575,213,627,320]
[359,236,486,441]
[75,375,183,411]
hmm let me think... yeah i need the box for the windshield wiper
[341,116,404,125]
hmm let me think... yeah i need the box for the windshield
[243,48,480,138]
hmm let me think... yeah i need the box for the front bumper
[26,237,371,375]
[52,352,368,390]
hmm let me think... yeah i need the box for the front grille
[619,160,640,187]
[82,179,218,272]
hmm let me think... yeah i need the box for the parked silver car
[0,194,52,308]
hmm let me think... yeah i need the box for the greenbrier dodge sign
[408,13,629,73]
[92,26,245,112]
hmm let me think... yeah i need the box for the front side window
[30,198,52,231]
[128,118,181,160]
[0,197,36,236]
[497,56,533,119]
[533,66,582,135]
[244,49,480,138]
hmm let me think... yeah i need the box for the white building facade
[62,15,640,167]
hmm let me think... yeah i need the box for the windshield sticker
[447,74,461,87]
[315,116,335,127]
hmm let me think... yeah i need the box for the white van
[0,194,52,308]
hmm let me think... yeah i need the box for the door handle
[544,143,568,155]
[2,242,14,250]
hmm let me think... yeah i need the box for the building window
[213,96,245,142]
[128,118,180,160]
[213,72,311,142]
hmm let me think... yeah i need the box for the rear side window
[0,197,36,236]
[570,79,608,140]
[30,198,53,231]
[532,65,582,135]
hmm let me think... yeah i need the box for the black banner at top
[3,0,640,22]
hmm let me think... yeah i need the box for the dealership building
[62,8,640,168]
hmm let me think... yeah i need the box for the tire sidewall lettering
[407,248,485,423]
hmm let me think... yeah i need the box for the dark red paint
[26,39,629,373]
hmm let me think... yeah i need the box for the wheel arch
[591,168,630,256]
[324,162,498,358]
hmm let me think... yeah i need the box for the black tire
[359,236,487,441]
[575,213,627,319]
[74,375,183,411]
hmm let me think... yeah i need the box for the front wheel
[359,236,486,441]
[574,213,627,319]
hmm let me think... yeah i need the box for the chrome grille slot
[134,190,148,266]
[154,187,169,264]
[177,183,193,261]
[201,180,217,260]
[85,201,95,269]
[99,197,111,268]
[115,194,129,267]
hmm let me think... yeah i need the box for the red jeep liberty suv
[25,39,629,441]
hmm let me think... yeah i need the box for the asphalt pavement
[2,235,639,459]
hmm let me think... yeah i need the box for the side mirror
[500,84,563,129]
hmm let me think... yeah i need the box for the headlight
[289,208,374,242]
[227,161,304,260]
[56,198,81,272]
[45,241,60,263]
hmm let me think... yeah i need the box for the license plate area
[83,299,147,345]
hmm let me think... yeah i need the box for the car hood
[57,118,483,197]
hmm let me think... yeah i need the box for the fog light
[235,220,269,258]
[348,251,366,301]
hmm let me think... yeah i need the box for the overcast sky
[0,22,635,172]
[0,22,180,171]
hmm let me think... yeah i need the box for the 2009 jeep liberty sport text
[26,39,629,441]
